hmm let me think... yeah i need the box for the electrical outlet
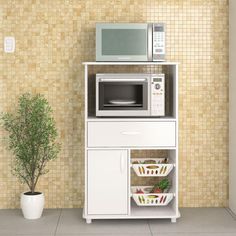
[4,36,15,53]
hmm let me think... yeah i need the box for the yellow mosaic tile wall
[0,0,228,208]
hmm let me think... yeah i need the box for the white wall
[229,0,236,214]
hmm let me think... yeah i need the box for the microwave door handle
[148,23,153,61]
[99,78,148,82]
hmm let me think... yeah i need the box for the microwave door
[96,78,149,117]
[96,23,150,61]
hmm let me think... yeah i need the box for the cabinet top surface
[82,62,179,65]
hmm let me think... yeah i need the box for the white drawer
[87,121,176,147]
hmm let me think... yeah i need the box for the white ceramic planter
[20,192,45,219]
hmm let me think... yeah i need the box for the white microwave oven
[96,73,165,117]
[96,23,165,62]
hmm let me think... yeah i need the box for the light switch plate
[4,36,15,53]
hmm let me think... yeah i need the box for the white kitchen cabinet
[87,149,128,215]
[83,62,179,224]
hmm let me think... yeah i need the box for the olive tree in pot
[1,93,60,219]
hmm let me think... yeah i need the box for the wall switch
[4,37,15,53]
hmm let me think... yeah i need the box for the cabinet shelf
[130,200,177,218]
[83,61,179,66]
[87,116,177,122]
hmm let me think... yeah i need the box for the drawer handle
[121,131,140,135]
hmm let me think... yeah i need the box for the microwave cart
[83,61,179,224]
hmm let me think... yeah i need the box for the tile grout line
[147,220,154,236]
[54,208,62,236]
[225,207,236,221]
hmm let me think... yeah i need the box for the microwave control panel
[151,74,165,116]
[152,23,165,61]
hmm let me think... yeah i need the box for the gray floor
[0,208,236,236]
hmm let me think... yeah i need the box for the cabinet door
[87,150,128,215]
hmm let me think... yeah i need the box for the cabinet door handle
[121,131,140,135]
[120,153,125,173]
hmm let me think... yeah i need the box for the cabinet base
[84,216,179,224]
[83,208,180,224]
[83,205,181,221]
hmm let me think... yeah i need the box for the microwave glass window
[99,83,148,111]
[102,29,147,55]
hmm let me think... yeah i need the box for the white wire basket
[131,186,174,206]
[132,158,174,177]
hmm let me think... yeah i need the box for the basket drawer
[133,164,174,177]
[132,158,174,177]
[131,186,174,206]
[87,121,176,147]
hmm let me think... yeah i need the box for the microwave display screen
[153,78,162,82]
[102,29,147,55]
[154,26,163,31]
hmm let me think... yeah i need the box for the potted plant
[1,93,60,219]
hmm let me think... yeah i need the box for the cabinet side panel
[229,0,236,214]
